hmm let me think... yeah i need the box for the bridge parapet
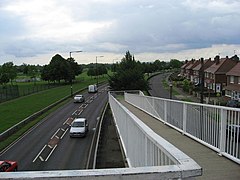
[108,92,202,179]
[125,91,240,165]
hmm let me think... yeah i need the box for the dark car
[0,160,18,172]
[226,100,239,108]
[226,124,240,142]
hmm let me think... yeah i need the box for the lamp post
[169,81,173,99]
[70,51,83,59]
[96,56,104,87]
[69,50,83,97]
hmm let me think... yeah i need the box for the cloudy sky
[0,0,240,65]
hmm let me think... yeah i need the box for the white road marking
[39,156,44,162]
[45,145,57,161]
[72,110,78,115]
[61,128,65,131]
[60,128,69,139]
[82,104,88,108]
[78,110,83,115]
[48,145,52,149]
[51,129,60,139]
[33,145,47,162]
[63,118,70,125]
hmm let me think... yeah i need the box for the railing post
[164,101,167,124]
[219,108,227,156]
[145,136,148,166]
[183,103,187,134]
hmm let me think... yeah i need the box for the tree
[169,59,183,69]
[87,67,95,78]
[0,62,17,85]
[108,51,148,91]
[67,58,83,76]
[41,54,81,83]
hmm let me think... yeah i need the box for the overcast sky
[0,0,240,65]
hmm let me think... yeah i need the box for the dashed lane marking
[33,145,47,162]
[60,128,69,139]
[39,156,44,162]
[45,145,57,162]
[51,128,60,139]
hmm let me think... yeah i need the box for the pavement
[120,100,240,180]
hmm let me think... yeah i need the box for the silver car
[74,95,85,103]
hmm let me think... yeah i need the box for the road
[0,85,108,171]
[148,73,177,100]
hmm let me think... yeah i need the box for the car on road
[69,118,89,137]
[74,94,85,103]
[0,160,18,172]
[88,84,97,93]
[226,124,240,142]
[226,100,239,108]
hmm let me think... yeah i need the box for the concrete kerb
[0,87,88,142]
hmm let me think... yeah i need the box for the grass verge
[0,98,70,152]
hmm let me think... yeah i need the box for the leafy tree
[67,58,83,76]
[87,67,95,78]
[41,65,51,82]
[169,59,183,69]
[0,62,17,84]
[108,51,148,90]
[98,64,107,76]
[41,54,81,83]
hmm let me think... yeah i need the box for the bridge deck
[120,100,240,180]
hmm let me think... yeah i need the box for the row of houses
[180,55,240,102]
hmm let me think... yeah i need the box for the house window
[230,76,234,83]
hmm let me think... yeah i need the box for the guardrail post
[182,103,187,134]
[219,108,227,156]
[164,101,167,124]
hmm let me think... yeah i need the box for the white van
[88,84,97,93]
[69,118,89,137]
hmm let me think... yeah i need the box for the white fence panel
[109,92,202,179]
[125,92,240,165]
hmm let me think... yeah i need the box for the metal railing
[125,92,240,165]
[109,92,202,178]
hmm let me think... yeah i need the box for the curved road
[0,85,108,171]
[148,73,178,100]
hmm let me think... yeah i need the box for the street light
[96,56,104,87]
[169,81,173,99]
[70,51,83,59]
[69,50,83,97]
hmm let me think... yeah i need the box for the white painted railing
[125,92,240,165]
[109,92,202,178]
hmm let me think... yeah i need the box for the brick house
[183,59,200,81]
[180,60,194,78]
[225,60,240,101]
[192,58,215,85]
[204,55,238,95]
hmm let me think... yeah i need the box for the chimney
[214,55,220,64]
[231,55,239,61]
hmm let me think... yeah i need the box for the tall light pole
[70,51,83,59]
[96,55,104,87]
[69,50,83,97]
[169,81,173,99]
